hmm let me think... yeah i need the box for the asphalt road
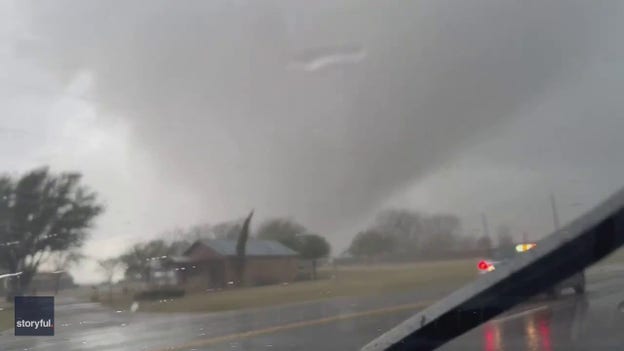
[204,268,624,351]
[1,266,624,351]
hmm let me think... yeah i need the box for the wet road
[442,273,624,351]
[205,269,624,351]
[1,267,623,351]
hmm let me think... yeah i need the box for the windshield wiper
[362,187,624,351]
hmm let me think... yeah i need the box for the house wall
[181,243,229,289]
[179,242,299,289]
[223,257,298,286]
[180,260,226,290]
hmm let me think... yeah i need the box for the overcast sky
[2,1,624,283]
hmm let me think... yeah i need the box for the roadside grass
[0,250,617,328]
[0,306,13,332]
[598,247,624,265]
[104,259,478,313]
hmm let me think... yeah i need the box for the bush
[133,288,185,301]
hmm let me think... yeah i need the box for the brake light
[478,260,495,272]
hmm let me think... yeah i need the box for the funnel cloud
[6,0,621,259]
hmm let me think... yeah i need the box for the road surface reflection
[482,296,589,351]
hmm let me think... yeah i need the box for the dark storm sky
[2,1,624,281]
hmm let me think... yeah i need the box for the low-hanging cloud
[14,0,618,238]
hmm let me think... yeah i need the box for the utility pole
[550,193,561,231]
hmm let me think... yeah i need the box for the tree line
[347,209,513,261]
[0,167,517,299]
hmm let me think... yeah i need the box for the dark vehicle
[477,242,585,297]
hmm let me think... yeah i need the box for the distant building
[29,272,76,293]
[0,271,75,295]
[162,239,299,289]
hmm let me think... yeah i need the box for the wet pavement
[440,274,624,351]
[1,267,623,351]
[0,281,456,351]
[204,271,624,351]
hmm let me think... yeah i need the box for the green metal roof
[198,239,298,257]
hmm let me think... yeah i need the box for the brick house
[172,239,299,289]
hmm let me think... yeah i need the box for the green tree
[349,230,394,260]
[256,218,306,251]
[0,167,103,300]
[297,234,330,279]
[120,239,173,282]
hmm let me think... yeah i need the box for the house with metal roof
[170,239,299,289]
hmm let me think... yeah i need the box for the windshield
[1,1,624,351]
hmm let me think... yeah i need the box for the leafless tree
[49,250,84,294]
[98,258,121,302]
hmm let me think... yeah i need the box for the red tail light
[478,260,494,272]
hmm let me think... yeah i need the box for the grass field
[105,259,478,313]
[598,247,624,265]
[0,306,13,332]
[105,249,624,314]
